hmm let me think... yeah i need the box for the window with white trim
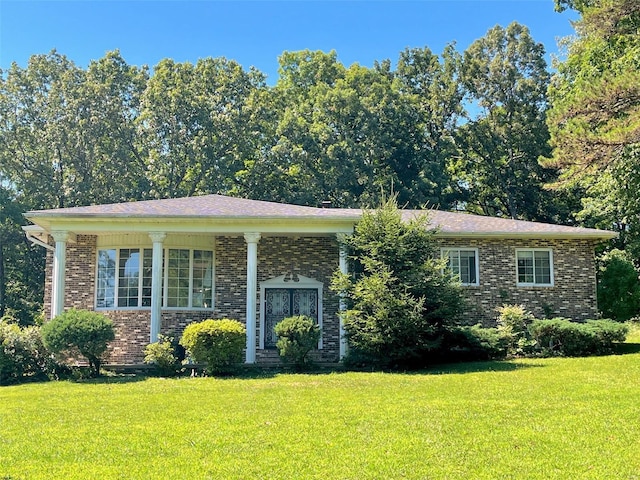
[442,248,479,286]
[96,247,214,309]
[516,248,553,286]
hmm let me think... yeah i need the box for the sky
[0,0,578,83]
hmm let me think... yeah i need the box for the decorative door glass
[264,288,318,348]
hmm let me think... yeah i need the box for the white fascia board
[435,231,618,240]
[26,216,356,236]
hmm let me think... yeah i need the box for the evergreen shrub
[275,315,321,368]
[529,318,628,356]
[180,319,245,375]
[41,309,115,377]
[144,334,183,376]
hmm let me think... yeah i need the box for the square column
[244,232,261,363]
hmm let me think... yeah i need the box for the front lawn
[1,349,640,479]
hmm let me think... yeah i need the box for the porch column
[244,232,261,364]
[50,231,69,319]
[338,239,349,360]
[149,232,166,343]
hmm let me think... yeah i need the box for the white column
[149,232,166,343]
[244,232,261,364]
[338,239,349,360]
[50,231,69,319]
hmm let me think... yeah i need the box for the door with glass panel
[264,288,318,348]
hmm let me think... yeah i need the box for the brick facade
[438,237,600,324]
[43,233,600,365]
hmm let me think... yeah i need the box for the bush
[0,320,59,385]
[496,304,536,356]
[597,249,640,321]
[41,309,115,377]
[529,318,628,356]
[144,335,183,376]
[275,315,321,368]
[180,319,246,375]
[331,198,463,369]
[441,325,509,362]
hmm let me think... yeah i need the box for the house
[23,194,616,365]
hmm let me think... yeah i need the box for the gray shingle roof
[24,194,616,239]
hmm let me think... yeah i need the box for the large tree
[140,57,265,199]
[544,0,640,251]
[452,22,564,221]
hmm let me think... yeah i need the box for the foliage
[0,320,59,385]
[274,315,321,369]
[143,334,183,377]
[331,198,463,368]
[441,325,509,362]
[453,22,565,222]
[41,309,115,377]
[496,304,536,355]
[545,0,640,250]
[597,249,640,321]
[179,319,246,375]
[529,318,628,356]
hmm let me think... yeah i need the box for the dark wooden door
[264,288,318,348]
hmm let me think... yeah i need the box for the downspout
[24,231,55,252]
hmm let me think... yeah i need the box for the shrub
[331,197,463,368]
[529,318,628,356]
[496,304,536,356]
[441,325,509,362]
[180,319,246,375]
[144,335,183,376]
[41,309,115,377]
[0,321,59,385]
[597,249,640,321]
[275,315,321,368]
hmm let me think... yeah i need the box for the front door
[264,288,318,348]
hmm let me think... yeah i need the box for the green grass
[2,344,640,479]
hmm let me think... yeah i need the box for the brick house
[23,194,615,365]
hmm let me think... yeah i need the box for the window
[97,247,213,309]
[516,249,553,286]
[442,248,479,286]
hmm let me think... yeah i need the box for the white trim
[244,232,261,364]
[259,274,324,350]
[338,241,348,360]
[441,247,480,287]
[515,248,554,287]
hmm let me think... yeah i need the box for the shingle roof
[25,194,360,220]
[24,194,616,239]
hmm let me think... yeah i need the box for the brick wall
[41,233,600,365]
[437,237,600,324]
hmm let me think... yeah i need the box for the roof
[24,194,617,240]
[25,194,360,220]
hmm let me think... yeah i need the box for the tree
[543,0,640,250]
[597,249,640,321]
[331,198,463,368]
[140,57,265,199]
[453,22,564,221]
[41,309,115,376]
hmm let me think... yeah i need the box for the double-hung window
[516,248,553,286]
[96,247,214,309]
[442,248,479,286]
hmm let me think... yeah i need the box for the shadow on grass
[420,359,543,375]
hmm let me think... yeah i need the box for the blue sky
[1,1,577,82]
